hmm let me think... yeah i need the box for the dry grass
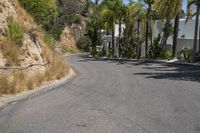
[41,45,69,81]
[0,37,20,66]
[0,71,44,95]
[0,0,69,96]
[0,45,69,95]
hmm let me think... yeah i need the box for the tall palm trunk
[145,13,149,58]
[192,4,200,62]
[137,19,141,59]
[161,19,171,50]
[95,0,98,5]
[199,5,200,52]
[149,3,153,49]
[112,24,115,57]
[172,13,180,58]
[118,17,122,57]
[145,1,152,58]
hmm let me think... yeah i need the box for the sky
[92,0,188,12]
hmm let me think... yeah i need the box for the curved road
[1,54,200,133]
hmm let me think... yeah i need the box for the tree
[144,0,154,58]
[101,0,123,57]
[123,2,146,59]
[19,0,57,30]
[154,0,183,55]
[118,4,126,58]
[86,4,103,55]
[187,0,200,62]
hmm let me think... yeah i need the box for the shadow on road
[77,54,200,83]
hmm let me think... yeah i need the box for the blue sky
[92,0,188,11]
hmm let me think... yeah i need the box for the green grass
[43,33,54,49]
[6,19,24,46]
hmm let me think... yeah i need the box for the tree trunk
[112,25,115,57]
[118,17,122,58]
[145,12,149,58]
[172,14,180,58]
[137,19,141,59]
[192,5,200,62]
[145,1,152,58]
[199,6,200,53]
[95,0,98,5]
[161,19,171,50]
[149,3,153,48]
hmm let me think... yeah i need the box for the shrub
[163,50,172,60]
[43,34,54,49]
[148,34,164,59]
[6,19,24,45]
[74,15,81,24]
[51,27,63,40]
[177,48,192,62]
[19,0,57,29]
[121,43,137,58]
[76,36,92,52]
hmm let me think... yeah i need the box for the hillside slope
[0,0,69,95]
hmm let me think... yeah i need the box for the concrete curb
[0,67,77,109]
[96,57,200,67]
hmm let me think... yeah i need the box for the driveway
[0,54,200,133]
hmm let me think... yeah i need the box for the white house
[101,18,199,57]
[153,18,199,55]
[101,24,125,57]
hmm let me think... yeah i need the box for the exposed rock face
[59,20,86,53]
[20,33,44,66]
[0,0,18,35]
[0,0,46,67]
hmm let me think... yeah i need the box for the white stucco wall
[152,18,200,55]
[114,24,126,37]
[153,18,199,43]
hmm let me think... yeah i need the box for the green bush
[148,34,164,59]
[6,19,24,45]
[19,0,57,29]
[74,15,82,24]
[163,50,172,60]
[43,34,54,49]
[121,44,137,58]
[76,36,92,52]
[177,48,192,62]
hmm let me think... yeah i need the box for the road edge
[0,67,77,110]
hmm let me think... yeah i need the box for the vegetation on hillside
[0,0,69,95]
[19,0,91,40]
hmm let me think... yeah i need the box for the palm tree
[187,0,200,62]
[101,0,123,57]
[87,4,103,55]
[144,0,154,58]
[118,4,126,58]
[123,2,146,59]
[154,0,183,55]
[172,1,183,58]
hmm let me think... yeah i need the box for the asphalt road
[1,54,200,133]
